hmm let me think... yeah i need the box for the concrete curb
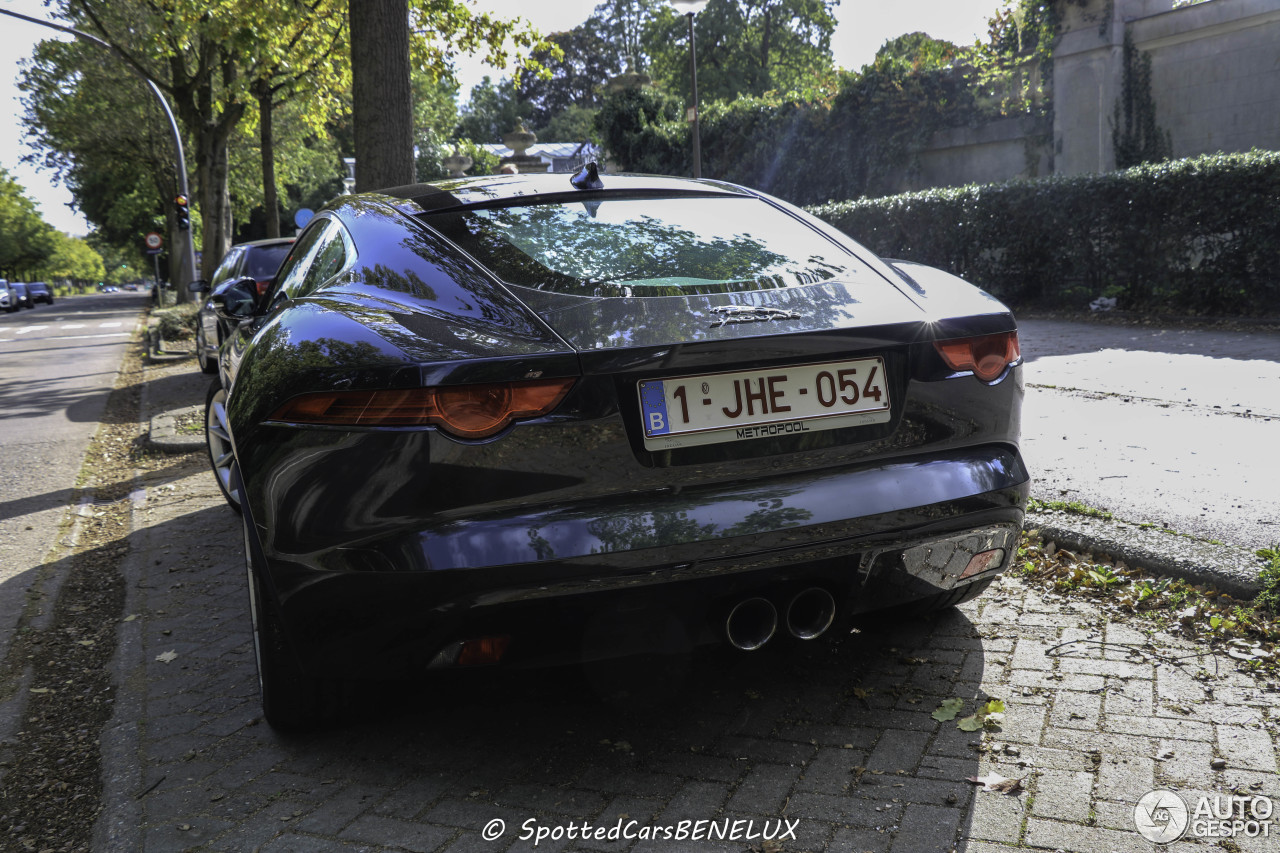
[146,405,204,453]
[144,316,195,364]
[1025,508,1264,598]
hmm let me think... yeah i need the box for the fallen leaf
[933,698,964,722]
[967,771,1023,794]
[959,698,1006,731]
[29,687,51,694]
[122,614,138,622]
[155,650,178,664]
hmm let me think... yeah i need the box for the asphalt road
[0,290,147,658]
[1018,318,1280,552]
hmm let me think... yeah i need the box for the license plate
[638,357,891,450]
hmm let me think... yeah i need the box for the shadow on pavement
[99,489,993,851]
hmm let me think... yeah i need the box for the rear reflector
[934,332,1020,382]
[269,378,575,439]
[428,636,511,669]
[960,548,1005,580]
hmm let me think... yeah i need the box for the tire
[205,380,242,513]
[242,489,348,731]
[196,325,218,374]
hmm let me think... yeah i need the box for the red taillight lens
[934,332,1020,382]
[254,279,272,296]
[269,378,575,439]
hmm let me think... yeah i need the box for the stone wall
[915,0,1280,188]
[1053,0,1280,175]
[911,117,1052,191]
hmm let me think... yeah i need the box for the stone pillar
[1052,0,1127,175]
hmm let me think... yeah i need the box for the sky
[0,0,1003,238]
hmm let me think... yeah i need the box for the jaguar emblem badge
[709,305,802,327]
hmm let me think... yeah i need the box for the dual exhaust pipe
[724,587,837,651]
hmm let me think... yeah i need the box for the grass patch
[1253,546,1280,615]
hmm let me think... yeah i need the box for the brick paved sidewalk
[93,411,1280,851]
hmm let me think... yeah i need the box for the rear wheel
[242,492,349,731]
[205,381,241,512]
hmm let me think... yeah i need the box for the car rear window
[426,196,864,297]
[246,244,293,280]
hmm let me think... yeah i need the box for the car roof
[234,237,296,250]
[376,172,751,214]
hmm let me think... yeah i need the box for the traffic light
[174,194,190,231]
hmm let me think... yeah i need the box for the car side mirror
[210,277,261,322]
[188,279,209,293]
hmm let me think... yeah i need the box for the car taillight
[934,332,1020,382]
[255,279,272,296]
[269,378,575,439]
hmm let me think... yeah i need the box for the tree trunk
[258,82,280,238]
[759,6,772,93]
[349,0,415,190]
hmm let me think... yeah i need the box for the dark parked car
[8,282,33,310]
[190,237,295,374]
[206,171,1028,729]
[26,281,53,305]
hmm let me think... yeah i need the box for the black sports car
[207,170,1028,729]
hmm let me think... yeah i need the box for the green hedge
[808,151,1280,317]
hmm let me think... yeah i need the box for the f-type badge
[709,305,803,328]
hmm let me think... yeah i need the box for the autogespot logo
[1134,790,1190,844]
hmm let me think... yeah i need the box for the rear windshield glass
[426,196,863,297]
[245,244,293,280]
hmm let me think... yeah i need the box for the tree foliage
[22,0,547,282]
[21,38,174,248]
[594,0,1077,202]
[44,230,106,283]
[0,168,57,277]
[643,0,839,103]
[456,76,532,144]
[515,27,619,130]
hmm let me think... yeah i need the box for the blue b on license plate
[638,357,891,450]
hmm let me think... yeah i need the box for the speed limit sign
[144,232,163,250]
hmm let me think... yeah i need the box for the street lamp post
[1,7,199,299]
[669,0,709,180]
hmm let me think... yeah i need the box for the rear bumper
[249,444,1029,679]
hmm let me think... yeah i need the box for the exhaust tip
[785,587,836,640]
[725,597,777,651]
